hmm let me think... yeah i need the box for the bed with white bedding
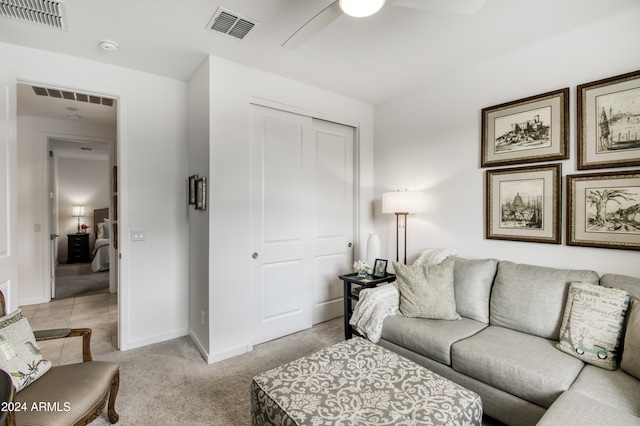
[92,208,110,272]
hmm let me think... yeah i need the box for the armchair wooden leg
[107,370,120,424]
[5,409,15,426]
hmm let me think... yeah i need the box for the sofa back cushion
[600,273,640,299]
[490,261,599,339]
[453,257,498,323]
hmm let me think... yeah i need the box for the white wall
[187,60,210,355]
[3,42,189,351]
[374,9,640,278]
[191,55,375,362]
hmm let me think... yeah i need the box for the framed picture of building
[481,88,569,167]
[567,171,640,250]
[577,69,640,169]
[486,164,562,244]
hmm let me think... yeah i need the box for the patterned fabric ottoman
[251,337,482,425]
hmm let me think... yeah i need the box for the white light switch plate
[131,229,145,241]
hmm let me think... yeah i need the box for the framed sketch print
[188,175,198,205]
[486,164,562,244]
[577,69,640,169]
[195,177,207,211]
[481,88,569,167]
[567,171,640,250]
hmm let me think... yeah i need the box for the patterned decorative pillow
[556,282,629,370]
[0,309,52,392]
[393,258,461,320]
[621,297,640,379]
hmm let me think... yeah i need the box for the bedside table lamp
[382,190,425,264]
[72,205,85,233]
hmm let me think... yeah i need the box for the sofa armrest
[34,328,93,362]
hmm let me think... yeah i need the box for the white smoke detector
[99,40,119,52]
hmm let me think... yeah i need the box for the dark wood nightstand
[340,272,396,339]
[67,233,90,263]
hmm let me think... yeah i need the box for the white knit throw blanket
[349,248,457,343]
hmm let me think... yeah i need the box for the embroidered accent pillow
[0,309,52,392]
[621,297,640,379]
[393,258,460,320]
[556,282,629,370]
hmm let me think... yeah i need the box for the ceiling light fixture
[99,40,118,52]
[339,0,386,17]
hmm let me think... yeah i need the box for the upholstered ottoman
[251,337,482,425]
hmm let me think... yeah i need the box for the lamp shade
[339,0,386,17]
[382,190,426,214]
[72,205,85,217]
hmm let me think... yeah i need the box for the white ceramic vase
[365,233,380,269]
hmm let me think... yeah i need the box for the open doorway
[16,81,119,352]
[49,137,114,299]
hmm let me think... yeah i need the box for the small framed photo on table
[373,259,388,278]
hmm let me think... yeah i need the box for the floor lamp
[382,190,426,264]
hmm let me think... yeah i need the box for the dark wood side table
[67,233,90,263]
[340,272,396,339]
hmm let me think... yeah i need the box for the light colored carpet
[89,318,504,425]
[54,262,109,299]
[91,318,345,425]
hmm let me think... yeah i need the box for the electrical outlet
[201,310,205,325]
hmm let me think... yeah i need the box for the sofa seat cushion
[451,326,584,408]
[380,315,487,366]
[453,257,498,323]
[537,390,640,426]
[569,365,640,417]
[490,261,599,340]
[14,361,119,426]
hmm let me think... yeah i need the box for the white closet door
[0,70,17,310]
[250,105,354,345]
[311,119,353,324]
[250,106,314,345]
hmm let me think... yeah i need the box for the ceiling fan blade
[282,1,342,49]
[392,0,486,15]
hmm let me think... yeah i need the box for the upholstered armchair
[0,292,120,425]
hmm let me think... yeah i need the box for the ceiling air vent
[31,86,115,107]
[207,7,256,40]
[0,0,67,30]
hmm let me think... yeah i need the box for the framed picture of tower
[567,171,640,250]
[481,88,569,167]
[486,164,562,244]
[577,69,640,169]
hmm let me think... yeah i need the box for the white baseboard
[120,328,188,351]
[187,331,252,364]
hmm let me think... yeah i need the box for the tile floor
[20,292,118,366]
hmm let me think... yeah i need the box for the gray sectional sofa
[376,258,640,426]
